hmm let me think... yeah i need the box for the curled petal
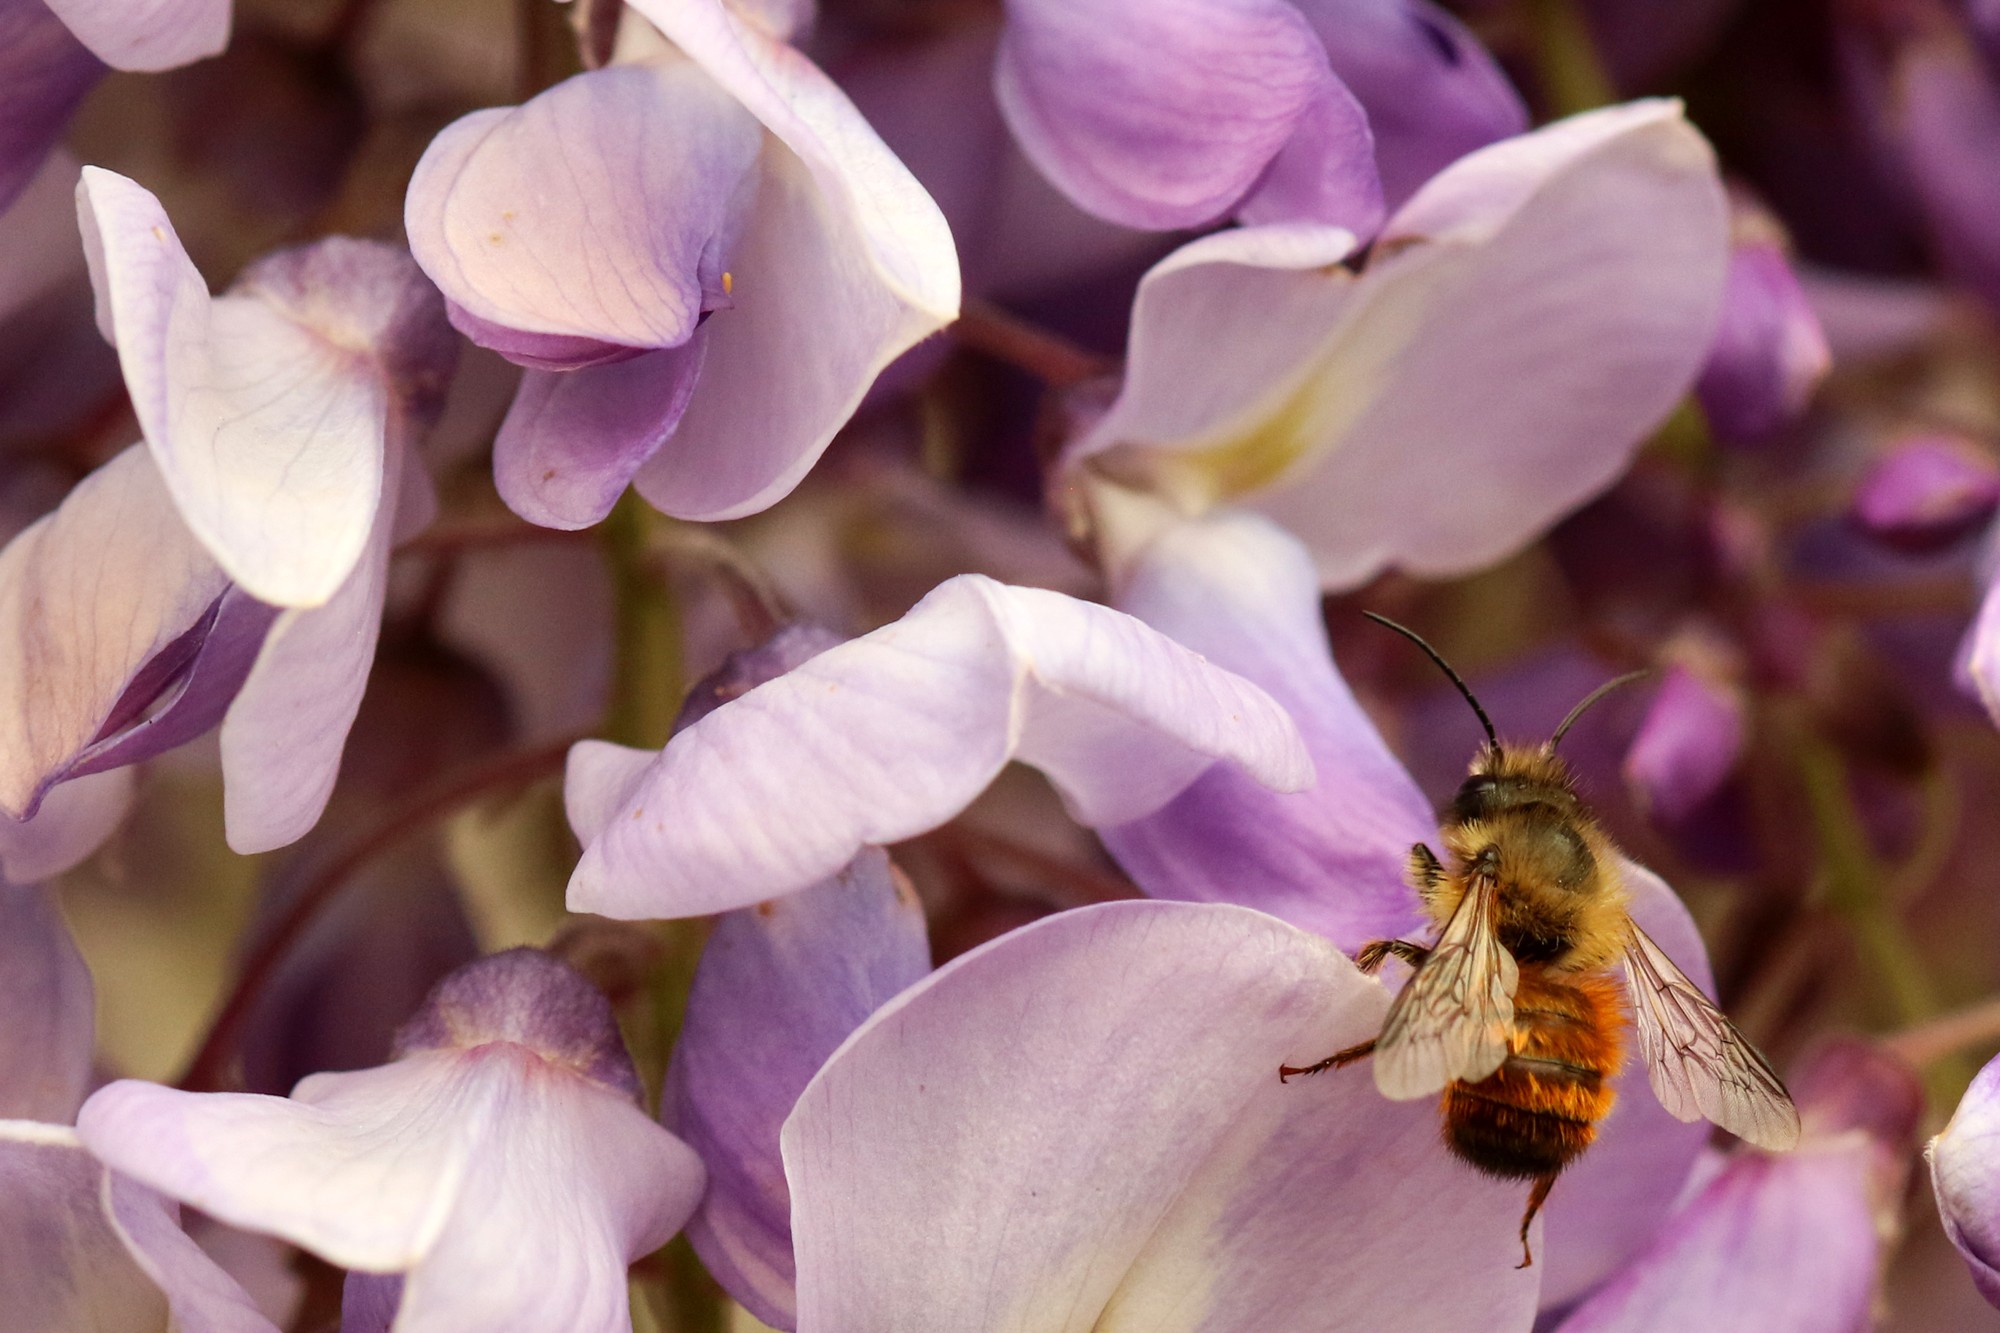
[405,63,762,364]
[667,850,929,1326]
[494,340,706,530]
[0,883,94,1123]
[1070,99,1729,590]
[43,0,228,72]
[1930,1053,2000,1308]
[77,173,404,607]
[79,1050,703,1333]
[784,900,1538,1329]
[995,0,1357,229]
[0,444,226,820]
[567,575,1312,919]
[1101,510,1433,950]
[0,768,133,885]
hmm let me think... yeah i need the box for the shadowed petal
[784,900,1539,1330]
[1070,100,1728,590]
[405,62,761,364]
[0,883,94,1123]
[105,1174,280,1333]
[1101,509,1432,950]
[567,575,1311,919]
[494,339,706,529]
[0,769,133,884]
[667,849,929,1327]
[0,1123,169,1330]
[0,3,102,213]
[995,0,1361,229]
[44,0,228,71]
[1233,75,1384,236]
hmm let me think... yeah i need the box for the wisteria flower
[0,170,454,852]
[1057,98,1730,590]
[1931,1047,2000,1308]
[405,0,960,529]
[78,948,705,1333]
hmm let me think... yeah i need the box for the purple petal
[1234,74,1385,237]
[404,63,761,363]
[1851,433,2000,553]
[1292,0,1529,208]
[0,1124,170,1328]
[0,768,133,884]
[493,338,706,530]
[0,0,102,213]
[995,0,1350,229]
[1536,860,1715,1307]
[566,575,1312,919]
[1931,1053,2000,1308]
[105,1174,281,1333]
[77,174,407,608]
[605,0,956,518]
[0,883,94,1123]
[79,1049,703,1330]
[784,900,1539,1328]
[1621,664,1747,825]
[43,0,229,71]
[1101,510,1433,950]
[665,849,929,1327]
[0,444,226,820]
[1695,212,1831,445]
[1068,99,1729,591]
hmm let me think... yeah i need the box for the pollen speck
[150,225,166,241]
[541,469,556,481]
[487,232,504,245]
[721,271,734,296]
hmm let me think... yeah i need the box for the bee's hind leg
[1278,1038,1375,1084]
[1516,1172,1560,1270]
[1353,939,1430,974]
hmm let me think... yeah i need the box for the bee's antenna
[1363,612,1498,748]
[1549,670,1653,751]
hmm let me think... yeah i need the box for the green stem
[1525,0,1618,118]
[603,494,683,751]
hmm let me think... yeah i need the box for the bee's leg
[1408,843,1445,896]
[1515,1172,1560,1270]
[1353,939,1430,974]
[1278,1039,1375,1084]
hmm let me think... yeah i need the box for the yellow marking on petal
[150,225,166,242]
[721,271,734,296]
[487,232,504,246]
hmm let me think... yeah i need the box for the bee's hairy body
[1422,744,1633,1183]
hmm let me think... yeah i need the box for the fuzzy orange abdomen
[1441,968,1626,1181]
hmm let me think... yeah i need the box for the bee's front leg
[1278,1038,1376,1084]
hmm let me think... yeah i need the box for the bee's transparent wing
[1373,872,1519,1100]
[1623,924,1801,1150]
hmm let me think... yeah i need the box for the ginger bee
[1281,615,1800,1267]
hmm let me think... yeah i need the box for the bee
[1280,614,1800,1268]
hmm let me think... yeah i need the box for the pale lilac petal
[1101,510,1432,950]
[44,0,229,71]
[666,849,928,1327]
[1851,433,2000,552]
[994,0,1349,229]
[1292,0,1529,208]
[1621,665,1747,825]
[217,460,400,855]
[0,444,226,820]
[621,0,959,518]
[567,575,1312,919]
[105,1174,280,1333]
[0,768,134,884]
[0,883,94,1123]
[1962,576,2000,728]
[1537,861,1715,1307]
[1931,1054,2000,1308]
[562,741,659,849]
[1556,1142,1879,1331]
[1070,100,1728,590]
[1233,75,1384,237]
[404,63,761,363]
[0,1122,169,1329]
[493,339,706,530]
[1695,218,1831,445]
[0,1,102,213]
[81,1053,700,1333]
[784,900,1538,1329]
[76,172,394,607]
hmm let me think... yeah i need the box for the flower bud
[1623,659,1748,825]
[1850,433,2000,552]
[1696,196,1831,444]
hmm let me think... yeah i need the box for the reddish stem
[952,298,1118,388]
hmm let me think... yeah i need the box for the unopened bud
[1696,197,1832,445]
[1850,433,2000,552]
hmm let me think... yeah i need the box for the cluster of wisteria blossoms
[10,0,2000,1327]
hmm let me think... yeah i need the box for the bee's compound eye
[1452,776,1499,821]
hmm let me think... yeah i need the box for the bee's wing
[1622,923,1801,1150]
[1372,872,1519,1100]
